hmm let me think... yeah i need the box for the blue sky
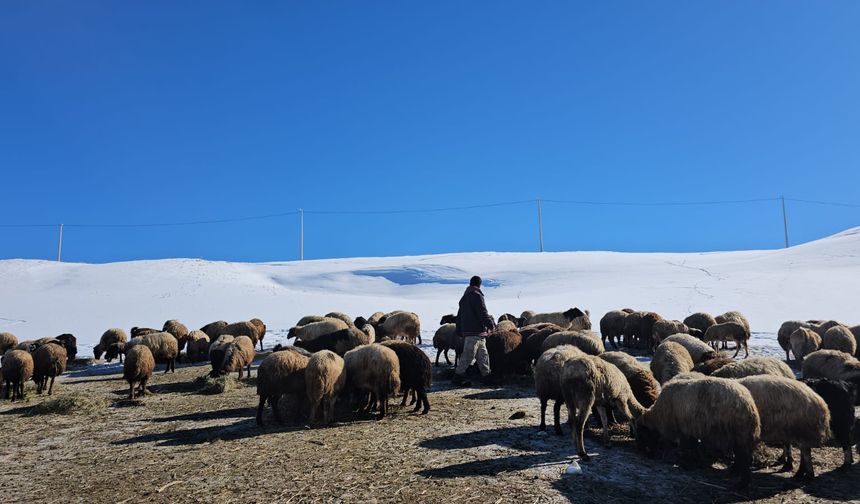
[1,2,858,262]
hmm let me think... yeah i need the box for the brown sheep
[821,325,857,356]
[691,356,735,375]
[185,330,211,362]
[711,357,795,379]
[123,345,155,400]
[599,310,628,350]
[526,308,591,331]
[703,322,750,358]
[324,312,354,326]
[250,318,267,350]
[534,345,586,434]
[126,332,179,373]
[94,328,128,362]
[343,344,401,420]
[683,312,716,336]
[287,319,349,341]
[306,350,347,425]
[0,332,18,353]
[432,324,461,366]
[541,331,604,356]
[790,327,821,364]
[661,334,716,364]
[486,329,524,378]
[222,321,261,347]
[297,315,326,326]
[256,349,311,426]
[211,335,255,379]
[650,341,694,384]
[162,320,189,349]
[130,327,160,338]
[777,321,815,361]
[651,320,689,348]
[801,350,860,385]
[32,341,67,395]
[813,320,845,338]
[1,349,33,401]
[599,351,661,407]
[200,320,228,340]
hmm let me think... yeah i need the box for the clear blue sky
[2,2,858,263]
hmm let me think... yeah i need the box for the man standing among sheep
[452,275,495,386]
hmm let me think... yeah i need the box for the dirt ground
[1,355,858,504]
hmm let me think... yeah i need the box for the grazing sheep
[561,354,646,461]
[249,318,267,350]
[123,345,155,400]
[520,323,565,339]
[256,349,310,426]
[32,342,67,395]
[199,320,228,340]
[651,341,695,384]
[432,324,462,366]
[521,327,565,366]
[131,327,160,338]
[496,320,518,332]
[355,321,376,344]
[801,350,860,385]
[683,312,717,337]
[209,335,235,371]
[704,322,750,358]
[599,351,661,407]
[822,325,857,356]
[381,340,432,414]
[162,320,189,349]
[185,330,211,362]
[367,312,386,325]
[813,320,845,338]
[526,308,591,331]
[651,320,689,348]
[662,333,717,363]
[343,344,401,420]
[486,329,525,377]
[287,319,349,342]
[802,379,859,468]
[126,332,180,373]
[790,328,822,364]
[221,321,261,347]
[378,311,422,345]
[541,331,604,356]
[305,350,346,425]
[0,332,19,353]
[293,329,352,355]
[325,312,354,326]
[94,328,128,362]
[520,310,536,323]
[715,311,751,335]
[211,335,255,379]
[710,357,795,380]
[635,376,761,487]
[296,315,325,326]
[1,350,33,401]
[439,314,458,325]
[54,334,77,361]
[599,310,628,350]
[623,311,663,350]
[691,356,735,375]
[737,375,830,480]
[778,321,815,361]
[534,345,586,434]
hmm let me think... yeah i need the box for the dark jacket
[456,286,495,338]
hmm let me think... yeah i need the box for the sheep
[131,327,160,338]
[852,326,860,358]
[520,323,565,339]
[662,333,717,363]
[1,349,33,401]
[521,327,566,366]
[200,320,228,340]
[801,350,860,385]
[790,327,821,364]
[715,311,751,334]
[325,312,354,326]
[221,321,261,347]
[209,334,235,370]
[249,318,267,350]
[123,345,155,400]
[703,322,750,358]
[683,312,717,337]
[623,311,663,350]
[297,315,326,326]
[432,324,462,366]
[305,350,346,425]
[692,356,735,375]
[367,312,386,325]
[822,325,857,356]
[526,308,591,331]
[498,313,521,326]
[737,375,830,480]
[380,340,432,414]
[599,351,661,407]
[94,328,128,363]
[32,341,67,395]
[439,314,457,325]
[343,344,401,420]
[0,332,18,353]
[293,329,353,355]
[54,334,77,361]
[355,321,376,343]
[162,320,189,349]
[211,335,255,379]
[651,320,689,348]
[496,320,518,332]
[802,379,859,468]
[635,375,761,487]
[777,321,815,361]
[16,337,60,352]
[813,320,845,338]
[185,330,211,362]
[378,311,422,345]
[541,331,604,356]
[256,349,310,426]
[534,345,586,434]
[561,354,646,461]
[650,341,694,384]
[486,329,525,378]
[599,310,628,350]
[520,310,536,323]
[126,332,179,373]
[287,319,349,342]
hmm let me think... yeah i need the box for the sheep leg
[733,445,753,489]
[400,389,409,407]
[419,390,430,414]
[841,446,854,469]
[2,381,8,400]
[271,395,284,424]
[256,396,267,426]
[409,389,418,406]
[596,406,611,447]
[793,446,814,481]
[444,349,452,366]
[785,349,791,361]
[129,382,136,400]
[172,358,176,373]
[778,444,793,472]
[539,398,548,431]
[377,388,387,420]
[553,400,564,435]
[434,349,441,366]
[732,342,741,359]
[308,402,318,426]
[140,377,149,395]
[743,341,749,359]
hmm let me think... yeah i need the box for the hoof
[778,462,793,473]
[578,452,591,462]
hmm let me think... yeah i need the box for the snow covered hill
[1,227,858,355]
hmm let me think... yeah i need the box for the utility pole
[57,223,63,262]
[537,198,544,252]
[781,195,789,248]
[299,209,304,261]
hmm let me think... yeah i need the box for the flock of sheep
[1,306,859,489]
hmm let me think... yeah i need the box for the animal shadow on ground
[149,406,254,423]
[462,388,534,400]
[113,415,305,447]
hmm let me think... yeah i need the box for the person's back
[453,276,494,386]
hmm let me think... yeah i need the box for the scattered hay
[195,375,238,394]
[25,394,108,416]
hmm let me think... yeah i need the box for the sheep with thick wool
[778,321,814,361]
[211,335,255,379]
[432,323,462,366]
[521,326,565,366]
[662,333,716,364]
[526,308,591,331]
[802,378,859,468]
[651,320,689,348]
[343,344,401,420]
[623,311,663,350]
[599,310,628,350]
[200,320,228,340]
[715,311,751,335]
[801,349,860,385]
[541,331,604,356]
[790,327,821,364]
[94,328,128,362]
[683,312,717,336]
[256,349,310,426]
[123,345,155,400]
[486,329,525,377]
[32,341,67,395]
[821,325,857,356]
[711,356,794,379]
[378,311,422,345]
[305,350,346,425]
[126,332,179,373]
[324,312,353,326]
[813,320,844,338]
[2,350,33,401]
[692,356,735,375]
[294,328,367,356]
[381,340,432,414]
[599,351,661,407]
[185,330,211,362]
[249,318,267,350]
[704,322,750,358]
[296,315,325,326]
[287,319,349,342]
[0,332,18,353]
[209,335,235,371]
[534,345,586,434]
[54,334,77,361]
[651,341,694,384]
[162,320,189,349]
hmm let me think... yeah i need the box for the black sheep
[803,378,859,468]
[55,333,77,361]
[380,340,432,414]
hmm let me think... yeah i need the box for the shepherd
[452,275,495,386]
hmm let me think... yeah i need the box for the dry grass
[194,374,238,394]
[24,393,108,416]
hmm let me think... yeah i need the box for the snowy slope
[0,227,858,355]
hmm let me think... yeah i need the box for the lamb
[692,356,735,375]
[287,319,349,342]
[561,354,646,461]
[737,375,831,480]
[54,334,77,361]
[541,331,604,356]
[432,324,462,366]
[526,308,591,331]
[802,379,859,468]
[378,311,422,345]
[790,327,822,364]
[325,312,354,326]
[297,315,326,326]
[683,312,717,336]
[821,325,857,356]
[0,332,18,353]
[439,314,457,325]
[534,345,586,434]
[777,321,815,361]
[703,322,750,358]
[162,320,189,349]
[650,341,694,384]
[635,375,761,487]
[1,350,33,401]
[123,345,155,400]
[185,330,211,362]
[249,318,267,350]
[801,350,860,385]
[662,333,717,363]
[343,344,401,420]
[256,349,310,426]
[305,350,346,425]
[32,341,67,395]
[651,320,689,348]
[94,328,128,363]
[486,329,525,377]
[599,310,628,350]
[381,340,432,414]
[126,332,179,373]
[711,356,795,380]
[210,335,255,379]
[200,320,228,340]
[599,351,661,407]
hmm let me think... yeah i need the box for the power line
[784,198,860,208]
[0,210,300,228]
[305,199,535,215]
[542,197,780,207]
